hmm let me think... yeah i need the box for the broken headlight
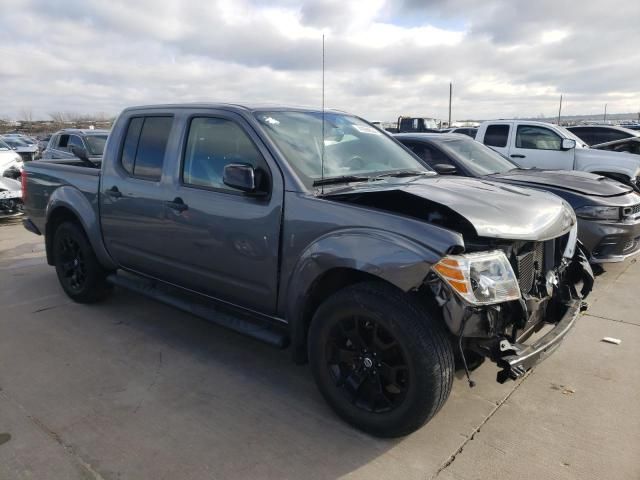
[433,251,521,305]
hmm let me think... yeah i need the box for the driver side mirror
[433,163,457,175]
[70,145,90,162]
[561,139,576,150]
[223,163,267,195]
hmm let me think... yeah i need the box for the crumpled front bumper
[495,299,586,383]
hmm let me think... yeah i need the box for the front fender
[285,227,462,361]
[46,186,116,270]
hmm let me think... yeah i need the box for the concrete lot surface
[0,218,638,480]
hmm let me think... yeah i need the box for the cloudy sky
[1,0,638,122]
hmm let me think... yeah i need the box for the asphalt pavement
[0,218,638,480]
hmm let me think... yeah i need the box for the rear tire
[308,282,454,437]
[52,221,111,303]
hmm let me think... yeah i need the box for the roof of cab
[122,103,347,114]
[60,128,110,135]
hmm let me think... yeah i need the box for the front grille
[514,242,544,294]
[623,204,640,217]
[18,152,33,162]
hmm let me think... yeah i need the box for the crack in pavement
[584,313,639,327]
[429,370,532,480]
[0,389,107,480]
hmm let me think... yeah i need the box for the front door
[508,124,574,170]
[160,112,283,314]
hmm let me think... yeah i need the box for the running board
[106,273,289,349]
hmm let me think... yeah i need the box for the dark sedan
[396,133,640,263]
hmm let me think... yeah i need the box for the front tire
[52,221,111,303]
[308,282,454,437]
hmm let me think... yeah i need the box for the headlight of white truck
[433,251,521,305]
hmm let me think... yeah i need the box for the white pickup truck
[475,120,640,190]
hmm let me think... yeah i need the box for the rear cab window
[120,116,173,180]
[483,124,510,147]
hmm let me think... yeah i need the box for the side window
[484,125,509,147]
[68,135,84,151]
[516,125,561,150]
[182,117,266,192]
[119,116,173,180]
[58,134,70,148]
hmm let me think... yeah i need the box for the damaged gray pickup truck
[22,104,594,437]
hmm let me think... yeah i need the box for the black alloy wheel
[326,315,409,413]
[53,221,111,303]
[57,234,86,293]
[308,281,454,437]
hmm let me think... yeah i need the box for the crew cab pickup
[22,104,593,437]
[476,120,640,190]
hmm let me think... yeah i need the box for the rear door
[481,123,511,157]
[100,115,175,278]
[159,111,283,314]
[508,124,574,170]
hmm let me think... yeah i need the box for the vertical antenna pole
[557,94,563,125]
[603,103,607,123]
[448,82,452,128]
[321,34,325,194]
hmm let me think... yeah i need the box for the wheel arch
[284,228,448,364]
[45,188,116,270]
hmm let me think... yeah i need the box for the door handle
[510,154,526,158]
[166,198,188,212]
[106,186,122,198]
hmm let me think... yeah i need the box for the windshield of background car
[436,137,518,175]
[254,111,432,186]
[0,139,11,150]
[85,135,108,155]
[2,137,29,147]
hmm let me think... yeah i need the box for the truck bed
[23,161,101,236]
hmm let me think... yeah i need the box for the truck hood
[324,176,575,241]
[491,169,633,197]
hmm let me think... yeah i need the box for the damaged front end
[427,223,594,384]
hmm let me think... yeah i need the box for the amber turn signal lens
[433,263,465,281]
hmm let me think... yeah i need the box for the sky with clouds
[1,0,638,121]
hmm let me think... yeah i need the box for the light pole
[557,94,563,125]
[448,82,452,128]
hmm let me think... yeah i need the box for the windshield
[255,111,432,186]
[2,137,29,147]
[85,135,108,155]
[436,137,518,175]
[0,139,10,150]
